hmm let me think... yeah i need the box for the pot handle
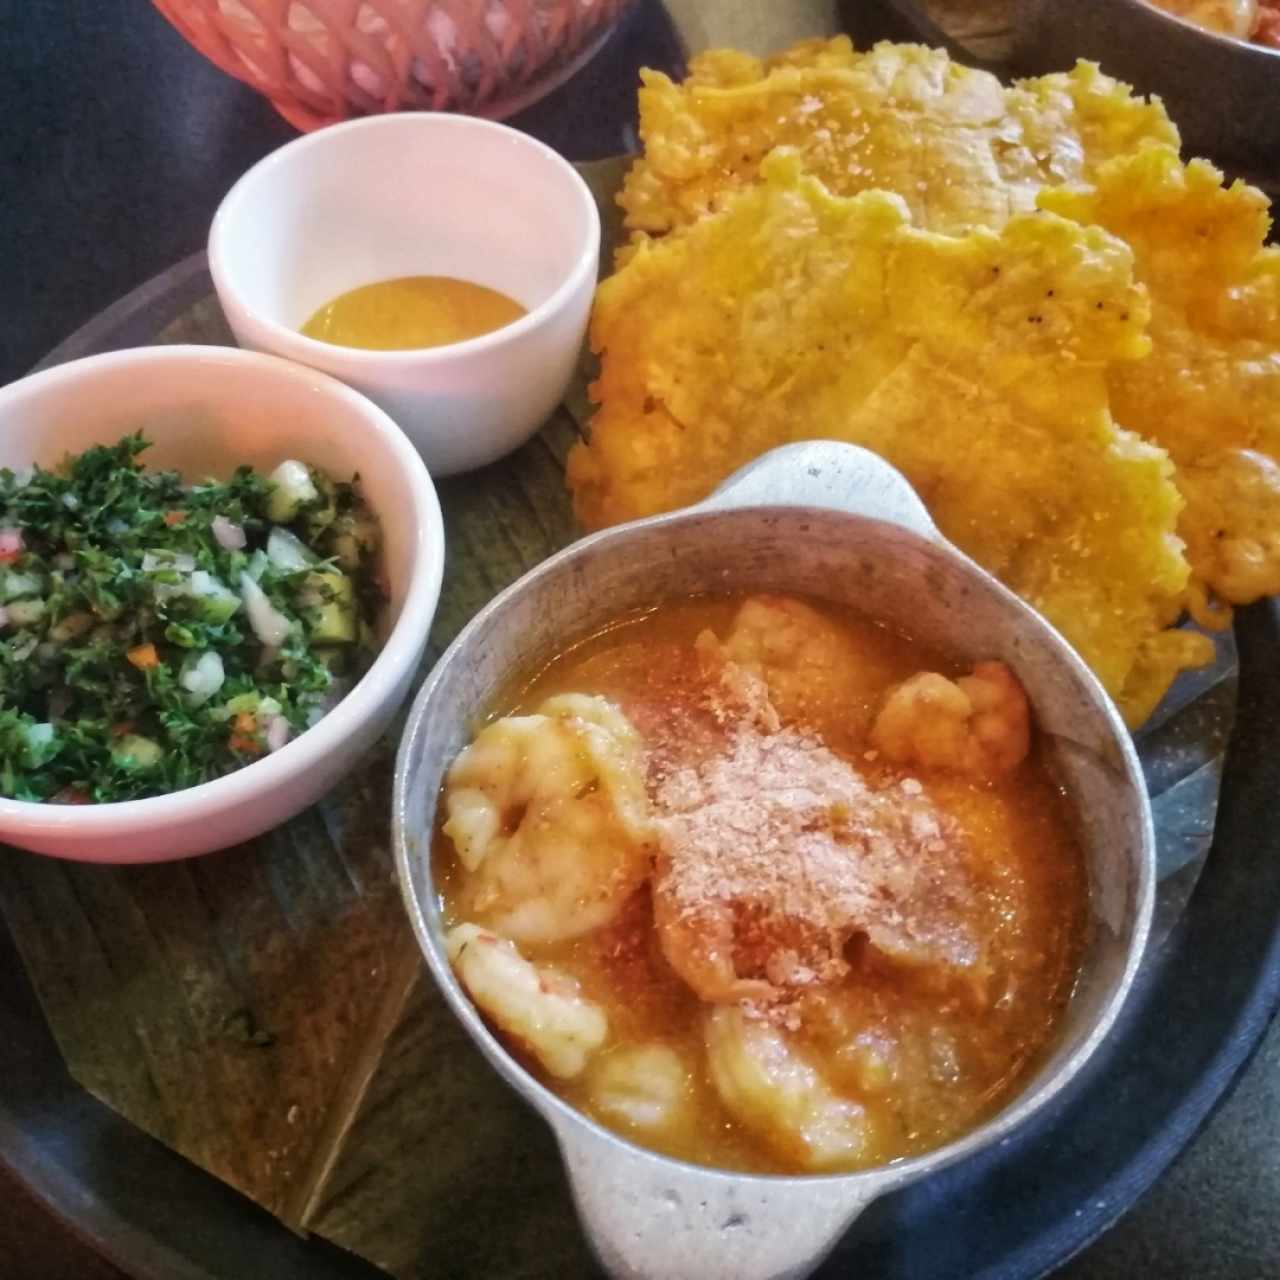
[551,1115,882,1280]
[699,441,941,542]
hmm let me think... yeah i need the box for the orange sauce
[300,275,526,350]
[434,595,1089,1174]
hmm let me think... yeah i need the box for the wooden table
[0,1165,125,1280]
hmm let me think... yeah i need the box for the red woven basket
[154,0,637,131]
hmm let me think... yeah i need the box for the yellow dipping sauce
[300,275,527,351]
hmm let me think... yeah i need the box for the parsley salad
[0,435,383,803]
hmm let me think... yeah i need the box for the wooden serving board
[0,8,1241,1277]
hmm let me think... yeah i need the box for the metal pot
[878,0,1280,186]
[392,442,1155,1280]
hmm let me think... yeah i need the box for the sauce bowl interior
[210,113,597,344]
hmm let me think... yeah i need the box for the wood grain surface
[0,294,599,1275]
[0,1164,127,1280]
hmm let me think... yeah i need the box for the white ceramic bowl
[208,114,601,476]
[0,345,444,863]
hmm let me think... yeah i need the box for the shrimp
[704,1006,871,1170]
[870,661,1030,779]
[443,695,654,942]
[586,1043,693,1132]
[651,879,778,1005]
[652,717,981,1006]
[721,594,897,738]
[446,924,607,1079]
[1149,0,1257,38]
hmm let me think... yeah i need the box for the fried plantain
[1042,145,1280,611]
[618,37,1178,252]
[569,153,1211,724]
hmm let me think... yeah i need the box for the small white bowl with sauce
[209,114,600,476]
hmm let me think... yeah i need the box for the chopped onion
[142,550,196,573]
[189,570,241,621]
[266,460,319,523]
[0,528,22,558]
[23,722,55,753]
[245,549,269,583]
[265,714,292,753]
[239,572,291,648]
[266,526,316,572]
[180,651,226,706]
[211,516,246,551]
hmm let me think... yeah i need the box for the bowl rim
[1107,0,1280,59]
[0,343,445,838]
[392,496,1156,1189]
[208,112,602,366]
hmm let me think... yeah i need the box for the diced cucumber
[8,633,37,662]
[218,692,282,721]
[1,570,42,602]
[7,599,46,627]
[142,550,196,574]
[219,692,257,720]
[20,722,58,768]
[265,460,319,523]
[111,734,163,770]
[165,622,197,648]
[309,603,356,644]
[324,511,380,573]
[302,569,354,605]
[301,569,355,644]
[245,549,269,582]
[189,570,241,624]
[266,526,318,572]
[301,470,337,539]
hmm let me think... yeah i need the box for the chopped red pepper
[1254,5,1280,47]
[127,643,159,670]
[49,785,92,806]
[229,712,262,755]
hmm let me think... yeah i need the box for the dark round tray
[3,250,1279,1280]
